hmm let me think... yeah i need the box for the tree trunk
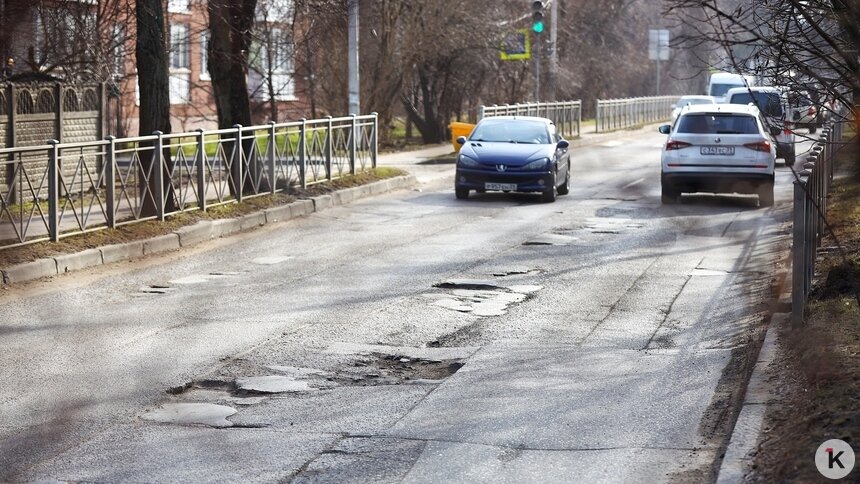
[135,0,175,215]
[208,0,260,195]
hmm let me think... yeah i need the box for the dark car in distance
[454,116,571,203]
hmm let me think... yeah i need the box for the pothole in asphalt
[523,234,579,246]
[489,267,542,277]
[584,217,644,233]
[428,279,542,316]
[141,402,236,428]
[338,353,465,386]
[137,284,177,295]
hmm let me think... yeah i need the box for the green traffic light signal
[532,20,544,34]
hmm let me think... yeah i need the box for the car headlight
[458,154,480,167]
[523,157,551,171]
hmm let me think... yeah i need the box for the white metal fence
[791,121,846,325]
[595,96,680,132]
[479,101,582,139]
[0,114,378,249]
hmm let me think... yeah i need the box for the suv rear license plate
[701,146,735,156]
[485,182,517,191]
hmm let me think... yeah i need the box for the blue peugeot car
[455,116,571,203]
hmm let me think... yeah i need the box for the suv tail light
[784,121,793,134]
[665,139,692,151]
[744,140,772,153]
[807,106,816,116]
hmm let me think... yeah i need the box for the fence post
[349,114,357,176]
[196,129,207,211]
[595,101,600,133]
[232,125,243,202]
[299,118,307,189]
[792,176,807,326]
[576,102,582,137]
[371,112,378,169]
[153,131,165,220]
[268,122,277,194]
[478,105,485,120]
[105,136,116,228]
[48,140,59,242]
[324,116,333,181]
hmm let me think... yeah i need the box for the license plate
[485,182,517,191]
[700,146,735,156]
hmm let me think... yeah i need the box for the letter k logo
[827,448,845,469]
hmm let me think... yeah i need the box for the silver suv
[724,86,795,165]
[659,104,778,206]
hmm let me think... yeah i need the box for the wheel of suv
[758,182,775,207]
[455,186,470,200]
[557,163,570,195]
[809,125,817,134]
[785,147,796,166]
[661,180,680,204]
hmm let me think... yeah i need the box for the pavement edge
[0,174,417,286]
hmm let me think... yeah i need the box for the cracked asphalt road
[0,132,810,482]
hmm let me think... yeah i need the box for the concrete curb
[716,310,787,483]
[0,174,417,286]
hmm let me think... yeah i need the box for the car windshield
[470,119,550,144]
[677,114,759,134]
[729,92,783,117]
[709,83,742,97]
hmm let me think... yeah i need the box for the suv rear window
[729,92,783,117]
[677,114,760,134]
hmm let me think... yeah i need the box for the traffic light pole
[534,36,541,103]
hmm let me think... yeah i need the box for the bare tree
[136,0,176,215]
[664,0,858,146]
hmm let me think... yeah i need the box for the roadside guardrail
[479,100,582,140]
[595,96,680,132]
[791,121,846,325]
[0,114,378,250]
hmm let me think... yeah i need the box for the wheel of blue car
[455,186,470,200]
[541,171,557,203]
[557,163,570,195]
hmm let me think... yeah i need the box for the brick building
[0,0,308,138]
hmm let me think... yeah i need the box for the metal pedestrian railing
[595,96,680,132]
[479,100,582,140]
[0,113,378,249]
[791,121,845,325]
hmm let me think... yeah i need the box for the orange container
[449,122,476,153]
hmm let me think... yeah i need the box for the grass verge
[749,132,859,481]
[0,167,407,269]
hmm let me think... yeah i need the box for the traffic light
[531,1,544,34]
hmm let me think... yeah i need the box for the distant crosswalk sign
[501,29,530,61]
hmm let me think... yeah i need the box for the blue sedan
[454,116,571,202]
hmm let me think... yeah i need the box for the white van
[708,72,754,103]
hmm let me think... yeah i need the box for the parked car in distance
[784,89,822,134]
[708,72,755,103]
[658,104,777,207]
[671,95,716,122]
[454,116,571,203]
[724,86,795,164]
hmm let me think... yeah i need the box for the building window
[169,24,190,70]
[169,23,190,104]
[168,0,191,13]
[199,31,210,81]
[111,25,126,77]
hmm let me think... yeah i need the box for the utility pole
[348,0,360,115]
[549,0,558,100]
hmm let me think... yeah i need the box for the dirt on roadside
[746,142,860,482]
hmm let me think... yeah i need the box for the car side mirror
[556,139,569,149]
[456,136,467,145]
[769,126,781,137]
[658,125,671,135]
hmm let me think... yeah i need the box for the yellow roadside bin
[449,122,476,153]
